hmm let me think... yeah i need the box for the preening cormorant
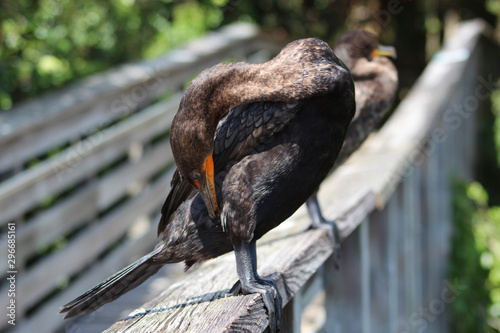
[60,31,397,332]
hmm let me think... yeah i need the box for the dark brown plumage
[60,31,397,332]
[335,30,398,163]
[304,32,397,267]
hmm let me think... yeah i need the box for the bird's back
[158,91,354,267]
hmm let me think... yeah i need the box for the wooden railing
[0,20,497,333]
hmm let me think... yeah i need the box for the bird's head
[170,108,220,220]
[334,30,397,68]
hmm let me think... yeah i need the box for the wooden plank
[0,137,172,271]
[438,112,454,331]
[394,184,407,332]
[387,193,400,333]
[360,218,371,333]
[368,208,390,333]
[0,95,180,226]
[413,165,423,323]
[300,269,324,309]
[281,291,302,332]
[0,23,265,173]
[323,225,362,332]
[0,169,174,321]
[422,141,441,333]
[299,271,326,332]
[461,48,479,179]
[402,163,423,333]
[402,175,414,333]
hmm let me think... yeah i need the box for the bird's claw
[227,276,282,332]
[227,280,242,296]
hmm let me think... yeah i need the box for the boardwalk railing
[0,20,497,332]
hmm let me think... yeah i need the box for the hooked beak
[196,155,220,220]
[371,45,397,59]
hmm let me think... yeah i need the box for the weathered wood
[300,269,324,307]
[323,224,363,333]
[0,95,179,226]
[0,169,174,321]
[0,137,172,272]
[387,193,400,333]
[413,164,423,328]
[402,165,421,333]
[281,291,302,332]
[368,208,390,333]
[299,272,326,332]
[422,141,441,333]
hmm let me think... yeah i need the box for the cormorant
[60,31,397,332]
[306,30,398,252]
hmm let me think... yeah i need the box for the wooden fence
[0,19,497,332]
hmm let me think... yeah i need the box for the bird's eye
[192,171,201,180]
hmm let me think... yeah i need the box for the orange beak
[371,45,397,59]
[196,155,220,220]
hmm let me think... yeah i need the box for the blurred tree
[449,181,491,333]
[0,0,225,110]
[1,0,499,110]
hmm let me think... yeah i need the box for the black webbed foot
[232,241,282,332]
[306,194,342,269]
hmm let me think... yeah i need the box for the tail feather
[60,248,165,319]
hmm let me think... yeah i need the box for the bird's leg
[306,192,341,268]
[228,241,278,294]
[230,240,282,332]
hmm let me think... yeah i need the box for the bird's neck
[186,61,288,125]
[172,62,287,151]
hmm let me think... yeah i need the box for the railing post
[387,192,400,333]
[361,218,371,333]
[403,161,423,332]
[323,224,363,332]
[281,292,302,332]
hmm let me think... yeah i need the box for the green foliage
[469,182,500,330]
[449,179,500,332]
[0,0,228,110]
[449,180,491,333]
[3,0,497,112]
